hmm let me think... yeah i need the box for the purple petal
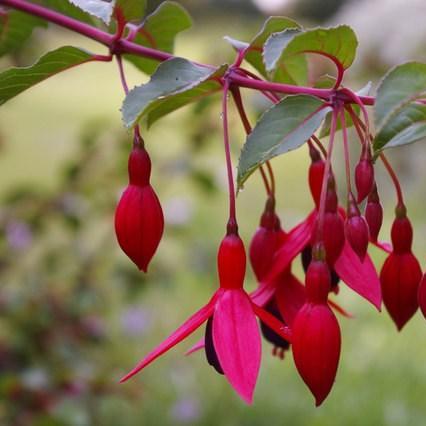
[335,241,382,310]
[213,289,261,404]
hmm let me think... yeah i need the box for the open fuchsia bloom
[114,135,164,272]
[120,230,292,404]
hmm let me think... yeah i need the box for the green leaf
[237,95,331,187]
[114,0,146,23]
[43,0,97,24]
[263,25,358,79]
[124,1,192,75]
[225,17,307,85]
[374,62,426,130]
[223,36,249,52]
[0,46,94,106]
[0,11,47,57]
[67,0,114,24]
[122,57,227,128]
[373,62,426,152]
[373,103,426,152]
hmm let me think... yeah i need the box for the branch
[0,0,377,106]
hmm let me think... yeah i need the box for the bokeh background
[1,0,426,425]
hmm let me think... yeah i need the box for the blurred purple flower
[120,306,150,337]
[171,397,201,423]
[5,221,32,251]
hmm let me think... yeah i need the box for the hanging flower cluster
[114,81,424,406]
[0,0,425,409]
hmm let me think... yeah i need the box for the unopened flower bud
[345,193,369,262]
[308,144,325,209]
[365,184,383,242]
[115,144,164,272]
[355,146,374,203]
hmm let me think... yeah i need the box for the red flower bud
[365,185,383,242]
[292,302,341,406]
[381,252,422,330]
[418,273,426,319]
[355,148,374,203]
[218,233,246,289]
[391,214,413,254]
[115,145,164,272]
[345,194,369,261]
[249,198,281,281]
[308,145,325,209]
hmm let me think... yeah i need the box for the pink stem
[340,108,352,200]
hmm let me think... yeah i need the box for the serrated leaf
[43,0,96,24]
[124,1,191,75]
[122,57,226,128]
[0,11,47,57]
[232,17,307,85]
[237,95,331,187]
[373,103,426,152]
[114,0,146,23]
[263,25,358,81]
[68,0,114,24]
[374,62,426,131]
[0,46,94,106]
[223,36,249,52]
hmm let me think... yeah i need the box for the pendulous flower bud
[365,184,383,242]
[345,193,369,262]
[380,252,422,330]
[218,231,246,289]
[115,143,164,272]
[292,262,341,406]
[249,197,281,281]
[308,144,325,209]
[355,146,374,203]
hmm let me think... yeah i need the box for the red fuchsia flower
[345,192,369,262]
[292,248,341,406]
[365,183,383,242]
[317,174,345,266]
[115,137,164,272]
[418,273,426,319]
[120,231,291,404]
[381,208,423,330]
[354,145,374,203]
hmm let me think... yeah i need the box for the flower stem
[340,108,352,201]
[222,80,237,228]
[231,87,272,196]
[316,107,339,243]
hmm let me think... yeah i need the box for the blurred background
[1,0,426,425]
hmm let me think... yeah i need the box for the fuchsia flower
[115,137,164,272]
[292,251,341,406]
[364,184,383,242]
[381,211,423,330]
[120,230,291,404]
[354,145,374,203]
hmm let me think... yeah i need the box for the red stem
[316,107,339,242]
[116,55,129,95]
[310,134,327,158]
[340,108,352,200]
[0,0,378,106]
[231,87,272,196]
[222,80,237,224]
